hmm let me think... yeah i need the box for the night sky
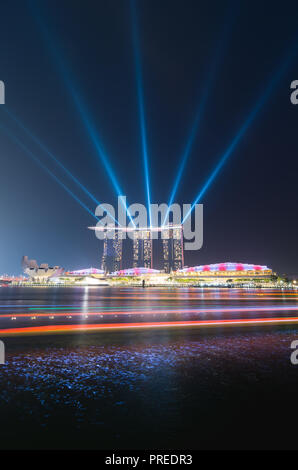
[0,0,297,275]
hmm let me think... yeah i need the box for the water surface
[0,287,297,449]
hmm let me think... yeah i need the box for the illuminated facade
[111,267,160,276]
[162,224,184,273]
[133,230,152,269]
[66,268,105,276]
[89,224,184,272]
[176,262,273,280]
[101,229,123,273]
[22,256,64,281]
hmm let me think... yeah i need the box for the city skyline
[1,1,298,453]
[0,0,297,275]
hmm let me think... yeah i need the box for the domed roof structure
[178,262,270,273]
[66,267,104,276]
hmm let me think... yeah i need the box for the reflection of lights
[28,296,298,303]
[0,305,298,319]
[82,287,89,313]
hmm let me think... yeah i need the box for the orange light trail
[1,316,298,336]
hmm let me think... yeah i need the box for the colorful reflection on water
[0,287,297,335]
[0,287,298,449]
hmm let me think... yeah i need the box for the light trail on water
[0,305,298,319]
[2,316,298,336]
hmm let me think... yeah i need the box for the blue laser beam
[163,1,239,226]
[29,0,134,226]
[182,42,298,224]
[0,123,99,222]
[66,86,135,226]
[1,107,119,225]
[130,0,152,227]
[68,91,135,226]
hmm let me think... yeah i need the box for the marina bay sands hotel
[89,224,184,274]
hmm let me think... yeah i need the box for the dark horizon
[0,0,297,276]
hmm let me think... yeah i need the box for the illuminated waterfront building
[133,229,152,269]
[108,262,276,286]
[101,229,123,273]
[162,223,184,273]
[176,262,273,283]
[65,267,105,276]
[89,224,184,273]
[61,267,108,285]
[111,267,160,276]
[109,267,168,285]
[21,256,64,281]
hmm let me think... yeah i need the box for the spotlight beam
[163,1,238,226]
[0,124,99,221]
[183,41,298,224]
[130,0,152,226]
[29,0,134,226]
[1,107,118,225]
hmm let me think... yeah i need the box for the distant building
[65,267,105,276]
[176,262,273,283]
[162,224,184,273]
[58,267,108,285]
[110,267,161,277]
[90,224,184,273]
[101,229,122,273]
[133,229,152,269]
[22,256,64,281]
